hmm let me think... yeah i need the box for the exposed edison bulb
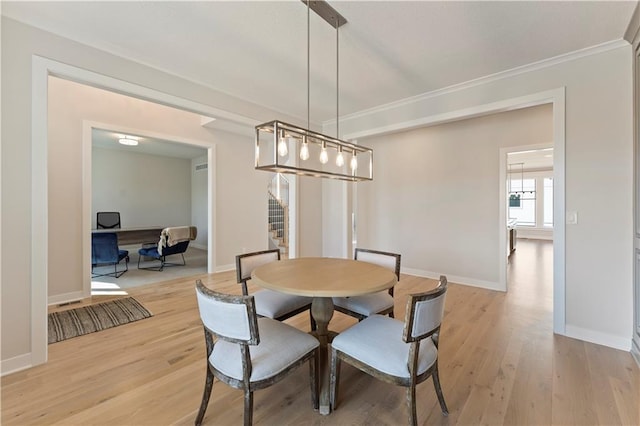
[319,142,329,164]
[300,137,310,161]
[350,151,358,171]
[277,136,289,157]
[336,147,345,167]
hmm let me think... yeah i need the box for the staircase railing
[268,192,288,247]
[267,174,289,252]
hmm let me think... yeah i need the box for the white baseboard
[564,325,632,352]
[402,268,504,292]
[190,243,207,250]
[215,263,235,273]
[48,291,85,306]
[516,229,553,240]
[1,352,33,376]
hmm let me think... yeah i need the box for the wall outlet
[566,211,578,225]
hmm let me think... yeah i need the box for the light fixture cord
[336,17,339,138]
[307,0,310,131]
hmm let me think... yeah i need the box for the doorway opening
[89,125,210,293]
[30,56,230,366]
[505,147,554,312]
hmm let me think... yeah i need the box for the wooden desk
[92,227,163,245]
[252,257,396,415]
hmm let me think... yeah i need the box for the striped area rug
[48,297,152,344]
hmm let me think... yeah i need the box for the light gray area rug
[48,297,152,344]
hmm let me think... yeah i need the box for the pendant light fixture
[255,0,373,181]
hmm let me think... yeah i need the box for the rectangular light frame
[255,120,373,181]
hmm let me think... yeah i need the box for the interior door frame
[81,120,215,299]
[31,55,256,367]
[345,87,566,335]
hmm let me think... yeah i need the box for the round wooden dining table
[252,257,397,415]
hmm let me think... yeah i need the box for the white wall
[356,105,552,286]
[336,44,634,349]
[214,130,271,266]
[2,17,300,368]
[92,147,192,229]
[191,155,209,249]
[298,176,323,257]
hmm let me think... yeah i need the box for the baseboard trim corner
[402,268,503,292]
[48,291,85,306]
[1,353,34,377]
[564,325,632,352]
[215,263,235,273]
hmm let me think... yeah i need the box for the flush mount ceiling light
[118,136,138,146]
[255,0,373,182]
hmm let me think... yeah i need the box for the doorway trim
[81,120,216,299]
[31,55,253,367]
[345,87,566,335]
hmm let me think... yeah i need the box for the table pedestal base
[311,296,334,415]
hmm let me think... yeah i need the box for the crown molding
[624,2,640,45]
[326,39,629,129]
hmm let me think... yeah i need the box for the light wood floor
[2,240,639,425]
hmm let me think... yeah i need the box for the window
[508,173,553,229]
[543,177,553,227]
[508,178,536,226]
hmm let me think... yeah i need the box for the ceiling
[2,1,637,126]
[508,148,554,171]
[92,128,207,160]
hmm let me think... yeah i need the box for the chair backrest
[96,212,121,229]
[354,248,401,280]
[355,248,401,296]
[162,240,190,256]
[91,232,120,263]
[403,275,448,344]
[195,280,259,345]
[235,249,280,295]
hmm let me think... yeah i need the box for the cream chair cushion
[331,314,437,378]
[210,317,319,382]
[254,289,312,318]
[333,292,394,317]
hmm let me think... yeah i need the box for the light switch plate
[566,211,578,225]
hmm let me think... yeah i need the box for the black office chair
[96,212,121,229]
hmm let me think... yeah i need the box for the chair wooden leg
[310,348,319,409]
[195,366,214,426]
[329,349,341,410]
[432,362,449,415]
[243,390,253,426]
[406,384,417,426]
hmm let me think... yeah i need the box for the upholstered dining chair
[236,249,315,330]
[195,280,319,426]
[330,275,449,426]
[91,232,129,278]
[333,248,401,320]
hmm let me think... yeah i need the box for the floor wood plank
[2,240,638,425]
